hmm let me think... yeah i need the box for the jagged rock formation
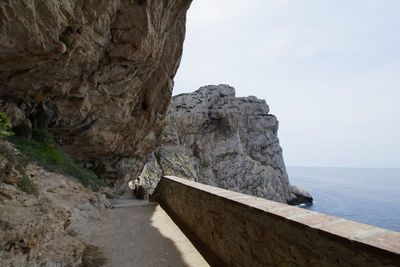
[0,0,192,191]
[140,85,312,204]
[0,142,110,266]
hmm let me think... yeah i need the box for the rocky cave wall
[0,0,192,191]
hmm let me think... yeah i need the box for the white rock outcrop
[140,85,312,204]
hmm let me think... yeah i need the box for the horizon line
[287,165,400,169]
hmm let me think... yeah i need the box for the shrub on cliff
[0,112,13,140]
[10,130,104,190]
[15,163,39,197]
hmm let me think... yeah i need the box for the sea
[287,166,400,233]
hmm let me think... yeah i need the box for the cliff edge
[140,85,312,204]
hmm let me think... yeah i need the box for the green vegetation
[105,193,113,199]
[10,130,104,191]
[154,152,161,165]
[59,34,71,50]
[15,162,39,197]
[0,112,13,140]
[0,112,37,196]
[0,112,14,159]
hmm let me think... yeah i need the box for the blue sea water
[287,167,400,233]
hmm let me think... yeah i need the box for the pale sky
[173,0,400,168]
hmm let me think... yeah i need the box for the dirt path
[87,191,209,267]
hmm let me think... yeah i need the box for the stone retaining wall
[153,176,400,266]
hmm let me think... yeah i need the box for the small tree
[0,112,14,139]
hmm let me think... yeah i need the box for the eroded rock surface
[140,85,312,204]
[0,142,110,266]
[0,0,192,191]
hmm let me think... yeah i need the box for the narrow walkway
[111,190,155,208]
[87,190,209,267]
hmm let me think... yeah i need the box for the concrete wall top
[154,175,400,266]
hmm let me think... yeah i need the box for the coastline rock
[288,185,313,205]
[0,0,192,191]
[140,85,312,204]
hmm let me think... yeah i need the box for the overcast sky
[173,0,400,168]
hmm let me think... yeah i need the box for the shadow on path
[87,191,208,267]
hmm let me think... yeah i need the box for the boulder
[289,185,313,205]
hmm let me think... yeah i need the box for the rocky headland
[140,85,312,204]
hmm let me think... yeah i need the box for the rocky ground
[0,141,110,266]
[0,140,207,266]
[140,85,312,204]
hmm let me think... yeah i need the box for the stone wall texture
[154,176,400,267]
[0,0,192,191]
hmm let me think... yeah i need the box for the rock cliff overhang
[0,0,193,191]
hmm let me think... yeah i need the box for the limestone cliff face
[141,85,312,204]
[0,0,192,191]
